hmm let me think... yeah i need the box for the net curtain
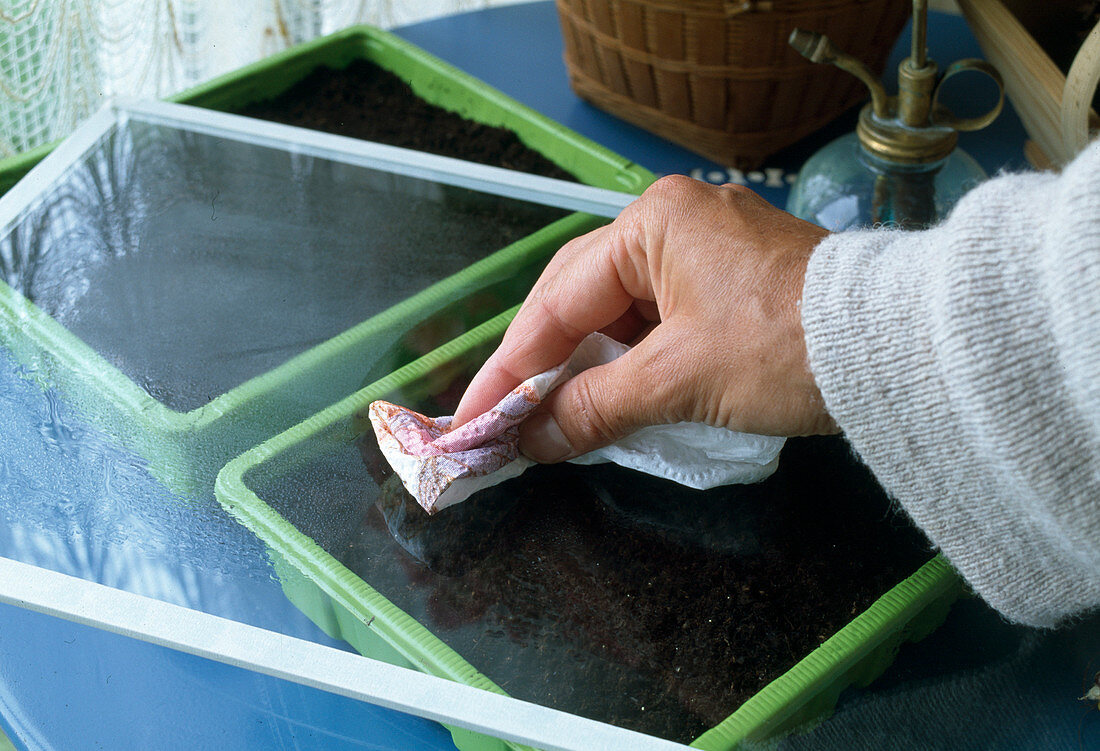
[0,0,520,157]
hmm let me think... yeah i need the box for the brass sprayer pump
[785,0,1005,229]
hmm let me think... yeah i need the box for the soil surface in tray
[347,432,932,743]
[240,59,577,181]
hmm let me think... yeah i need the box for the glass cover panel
[0,116,567,411]
[246,342,932,745]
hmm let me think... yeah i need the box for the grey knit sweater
[802,141,1100,628]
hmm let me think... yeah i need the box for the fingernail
[520,413,574,463]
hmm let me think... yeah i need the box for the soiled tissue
[369,333,785,514]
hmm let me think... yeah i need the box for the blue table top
[397,1,1028,202]
[0,4,1096,751]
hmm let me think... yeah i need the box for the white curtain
[0,0,526,158]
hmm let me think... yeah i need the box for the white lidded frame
[0,97,636,226]
[0,98,638,496]
[0,99,678,750]
[0,97,673,751]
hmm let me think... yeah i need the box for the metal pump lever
[788,0,1004,164]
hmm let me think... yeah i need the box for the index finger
[452,221,645,425]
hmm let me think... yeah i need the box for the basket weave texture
[555,0,910,168]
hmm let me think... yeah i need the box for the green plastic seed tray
[0,97,645,493]
[215,308,963,750]
[0,25,655,197]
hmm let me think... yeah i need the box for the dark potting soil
[240,59,578,181]
[333,380,934,744]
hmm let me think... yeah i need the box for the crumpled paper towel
[368,333,785,514]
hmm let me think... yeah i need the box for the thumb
[518,332,679,463]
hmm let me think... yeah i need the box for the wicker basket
[555,0,910,168]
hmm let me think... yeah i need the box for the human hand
[452,176,837,463]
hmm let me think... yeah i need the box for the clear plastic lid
[0,100,631,412]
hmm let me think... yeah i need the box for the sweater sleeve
[801,141,1100,628]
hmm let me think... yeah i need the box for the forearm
[801,143,1100,627]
